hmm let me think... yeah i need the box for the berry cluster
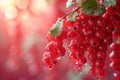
[66,12,113,79]
[42,28,67,68]
[107,1,120,80]
[43,0,120,80]
[110,43,120,80]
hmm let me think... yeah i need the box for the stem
[61,7,81,21]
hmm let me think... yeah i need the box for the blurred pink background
[0,0,114,80]
[0,0,77,80]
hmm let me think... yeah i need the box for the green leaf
[81,0,105,16]
[66,0,75,8]
[76,0,82,4]
[49,18,63,37]
[94,6,105,16]
[67,12,78,22]
[103,0,116,7]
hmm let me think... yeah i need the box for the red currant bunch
[42,0,120,80]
